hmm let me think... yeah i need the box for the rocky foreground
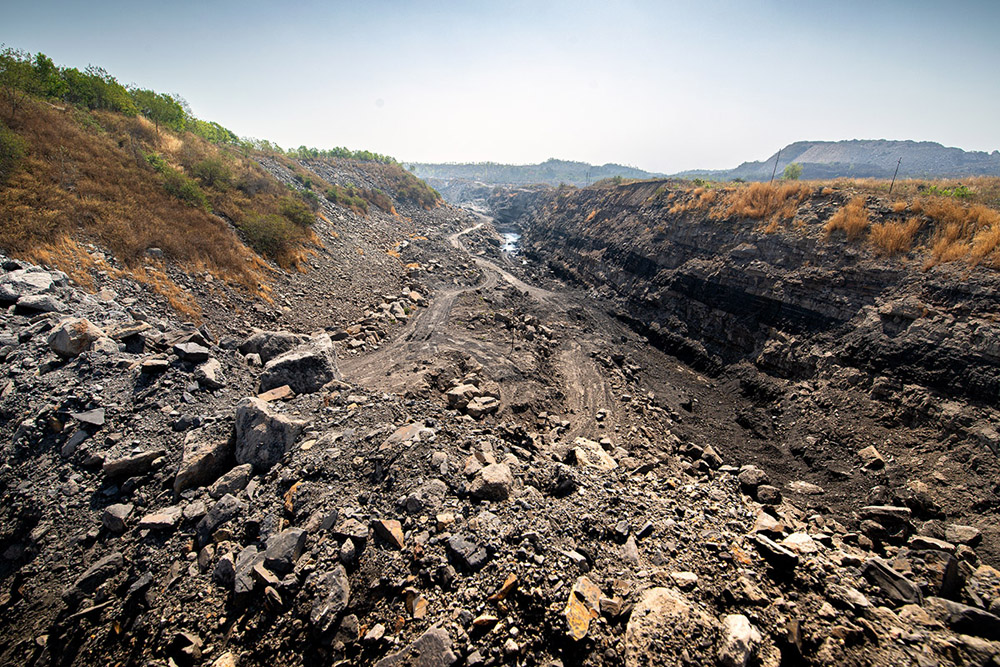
[2,173,1000,667]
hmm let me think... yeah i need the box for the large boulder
[234,397,307,471]
[239,330,306,363]
[625,587,716,667]
[374,626,457,667]
[47,318,106,358]
[469,463,514,501]
[259,334,339,395]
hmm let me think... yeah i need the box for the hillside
[409,158,661,188]
[678,139,1000,181]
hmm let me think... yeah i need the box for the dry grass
[869,217,922,256]
[824,196,870,240]
[716,182,813,221]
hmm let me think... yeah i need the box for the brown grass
[824,196,870,240]
[869,216,922,256]
[716,182,813,221]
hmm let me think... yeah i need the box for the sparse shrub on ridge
[870,217,922,256]
[824,196,870,240]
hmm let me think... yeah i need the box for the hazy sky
[4,0,999,173]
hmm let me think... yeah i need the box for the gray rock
[103,449,166,480]
[138,506,183,531]
[925,596,1000,640]
[48,318,106,358]
[309,565,351,633]
[624,587,715,666]
[71,408,105,427]
[213,552,236,588]
[374,626,457,667]
[173,342,211,362]
[102,503,133,533]
[234,397,307,471]
[466,396,500,419]
[945,524,982,546]
[862,557,922,606]
[234,546,262,596]
[717,614,761,667]
[15,294,66,313]
[239,330,304,363]
[738,465,768,491]
[64,551,124,602]
[447,535,488,572]
[756,485,782,504]
[469,463,514,501]
[445,383,480,410]
[259,334,339,394]
[194,358,226,389]
[753,534,799,570]
[209,463,253,499]
[197,494,245,543]
[264,528,307,573]
[174,434,232,494]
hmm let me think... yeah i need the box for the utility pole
[769,148,781,184]
[888,157,902,195]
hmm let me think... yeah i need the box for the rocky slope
[2,163,1000,667]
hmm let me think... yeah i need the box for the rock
[717,614,761,667]
[782,532,819,554]
[70,408,105,427]
[755,485,782,504]
[624,587,714,667]
[374,626,457,667]
[670,572,698,590]
[570,437,618,471]
[47,318,106,358]
[469,462,514,501]
[138,506,183,531]
[103,449,166,480]
[264,528,307,573]
[64,552,124,602]
[372,519,405,549]
[466,396,500,419]
[213,553,236,588]
[738,465,768,492]
[173,342,211,363]
[233,546,262,596]
[194,358,226,389]
[445,383,480,410]
[239,330,304,363]
[234,397,307,471]
[925,597,1000,640]
[564,576,602,640]
[16,294,66,313]
[141,357,170,374]
[753,534,799,571]
[257,385,295,402]
[447,535,489,572]
[858,445,885,470]
[197,494,245,543]
[945,524,982,546]
[211,652,239,667]
[862,557,922,606]
[309,565,350,633]
[909,535,956,553]
[169,631,202,665]
[786,480,825,495]
[259,334,339,394]
[102,503,133,534]
[174,434,232,494]
[209,464,252,499]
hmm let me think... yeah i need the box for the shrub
[782,163,803,180]
[824,196,870,241]
[236,213,304,261]
[190,157,232,189]
[162,166,209,210]
[278,196,315,226]
[719,182,812,221]
[0,120,26,184]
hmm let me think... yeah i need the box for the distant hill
[677,139,1000,181]
[407,158,661,187]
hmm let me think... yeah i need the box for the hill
[678,139,1000,181]
[408,158,661,187]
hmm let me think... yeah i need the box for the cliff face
[519,181,1000,407]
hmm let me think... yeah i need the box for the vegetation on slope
[588,176,1000,270]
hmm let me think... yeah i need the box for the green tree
[782,162,803,180]
[130,88,186,132]
[32,52,67,99]
[0,46,34,118]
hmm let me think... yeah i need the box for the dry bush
[870,217,922,256]
[892,201,908,213]
[824,196,870,241]
[717,182,813,221]
[919,197,1000,267]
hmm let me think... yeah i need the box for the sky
[4,0,999,173]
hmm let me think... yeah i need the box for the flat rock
[173,342,211,362]
[103,449,166,480]
[862,557,922,606]
[16,294,66,313]
[102,503,133,533]
[239,330,304,363]
[571,437,618,471]
[945,523,982,546]
[447,534,488,572]
[466,396,500,419]
[372,519,405,549]
[64,551,124,602]
[195,358,226,389]
[309,565,351,633]
[564,576,602,640]
[138,506,183,531]
[374,626,457,667]
[264,528,307,573]
[786,480,825,495]
[209,463,252,499]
